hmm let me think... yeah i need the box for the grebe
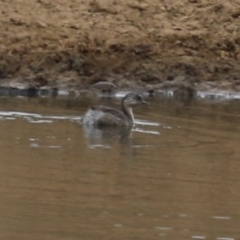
[82,93,148,127]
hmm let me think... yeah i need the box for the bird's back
[82,105,131,127]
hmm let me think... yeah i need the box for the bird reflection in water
[82,123,132,149]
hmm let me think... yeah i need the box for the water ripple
[191,236,206,239]
[212,216,231,220]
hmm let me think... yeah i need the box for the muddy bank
[1,0,240,94]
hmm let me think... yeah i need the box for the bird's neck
[122,102,134,123]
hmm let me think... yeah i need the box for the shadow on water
[0,95,240,240]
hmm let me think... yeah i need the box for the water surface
[0,96,240,240]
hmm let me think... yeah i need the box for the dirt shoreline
[1,0,240,95]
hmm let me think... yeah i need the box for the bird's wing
[91,105,127,126]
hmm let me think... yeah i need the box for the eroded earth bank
[1,0,240,95]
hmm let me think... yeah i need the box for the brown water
[0,96,240,240]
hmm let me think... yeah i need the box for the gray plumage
[82,93,148,127]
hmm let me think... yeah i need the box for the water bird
[82,93,148,127]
